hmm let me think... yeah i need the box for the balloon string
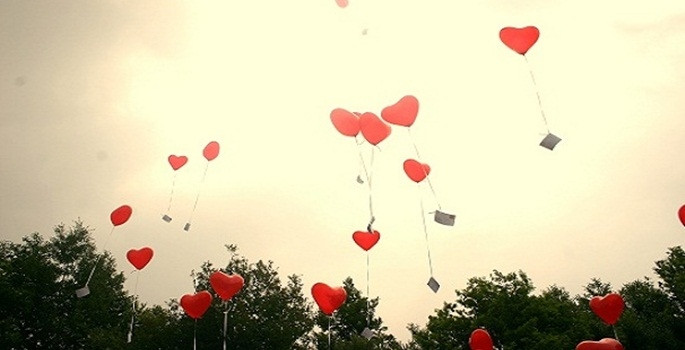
[355,136,371,183]
[328,316,332,350]
[613,325,619,341]
[223,303,228,350]
[366,252,371,327]
[407,129,442,210]
[84,226,115,286]
[367,147,376,230]
[167,173,177,214]
[524,55,551,134]
[419,186,434,277]
[127,271,141,343]
[187,162,210,225]
[193,319,197,350]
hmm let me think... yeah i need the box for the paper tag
[183,223,191,231]
[127,332,132,343]
[75,285,90,298]
[434,210,455,226]
[362,28,368,35]
[356,175,364,184]
[427,277,440,293]
[539,133,562,150]
[361,327,374,339]
[162,214,172,223]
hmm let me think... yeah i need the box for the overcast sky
[2,0,685,341]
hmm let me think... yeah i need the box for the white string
[166,173,177,214]
[524,55,551,134]
[127,271,140,343]
[366,252,371,326]
[419,185,434,277]
[187,162,210,225]
[84,226,115,286]
[407,129,442,210]
[222,301,229,350]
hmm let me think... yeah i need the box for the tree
[134,244,316,350]
[408,270,603,350]
[312,277,403,350]
[0,222,132,349]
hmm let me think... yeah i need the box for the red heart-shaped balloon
[359,112,391,146]
[209,271,244,301]
[381,95,419,127]
[180,291,212,319]
[589,293,624,325]
[678,204,685,227]
[499,26,540,55]
[311,283,347,315]
[126,247,154,270]
[330,108,360,137]
[352,230,380,251]
[168,155,188,170]
[203,141,220,161]
[469,328,494,350]
[110,205,132,226]
[575,338,624,350]
[403,159,431,183]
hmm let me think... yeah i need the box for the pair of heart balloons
[180,271,245,319]
[469,327,624,350]
[167,141,220,171]
[330,95,420,145]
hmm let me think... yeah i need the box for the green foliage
[0,222,131,349]
[312,277,403,350]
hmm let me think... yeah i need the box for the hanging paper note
[427,277,440,293]
[434,210,456,226]
[540,133,562,150]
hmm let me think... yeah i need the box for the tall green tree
[135,244,316,350]
[312,277,403,350]
[0,222,132,349]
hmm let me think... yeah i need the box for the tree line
[1,221,683,349]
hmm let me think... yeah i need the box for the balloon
[589,293,624,325]
[403,159,431,183]
[352,230,380,251]
[311,283,347,315]
[168,155,188,170]
[330,108,360,137]
[209,271,244,301]
[469,328,494,350]
[381,95,419,127]
[359,112,391,146]
[180,291,212,319]
[110,205,132,226]
[678,204,685,226]
[126,247,154,270]
[335,0,348,8]
[499,26,540,55]
[575,338,624,350]
[203,141,220,161]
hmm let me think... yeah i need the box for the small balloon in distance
[335,0,348,8]
[203,141,220,161]
[110,205,133,226]
[168,155,188,170]
[499,26,540,55]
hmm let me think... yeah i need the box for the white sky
[2,0,685,342]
